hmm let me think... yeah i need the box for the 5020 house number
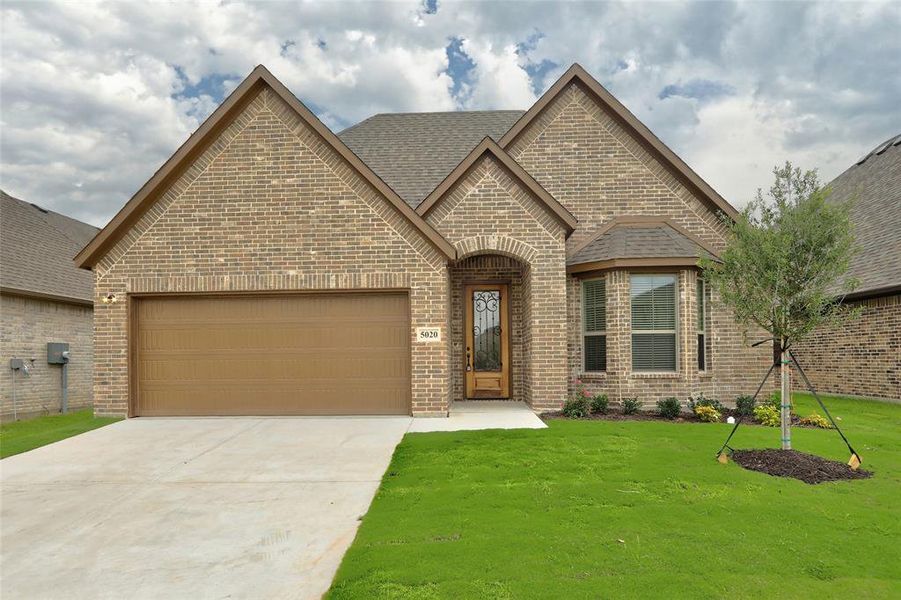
[416,327,442,342]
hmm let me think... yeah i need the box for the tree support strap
[789,349,862,466]
[716,362,777,458]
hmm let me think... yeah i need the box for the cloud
[1,0,899,226]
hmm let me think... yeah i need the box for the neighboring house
[75,63,772,418]
[1,191,98,420]
[793,135,901,401]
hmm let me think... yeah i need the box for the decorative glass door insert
[464,284,510,398]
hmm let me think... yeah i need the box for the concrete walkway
[409,400,547,432]
[0,404,544,599]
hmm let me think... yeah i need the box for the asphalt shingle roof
[568,222,710,266]
[1,191,98,302]
[338,110,525,208]
[830,134,901,297]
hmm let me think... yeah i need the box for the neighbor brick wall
[793,294,901,401]
[507,81,772,409]
[92,85,450,417]
[1,293,93,420]
[425,155,568,410]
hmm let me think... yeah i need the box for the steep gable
[502,64,737,254]
[76,66,455,273]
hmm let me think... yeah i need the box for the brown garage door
[134,293,410,416]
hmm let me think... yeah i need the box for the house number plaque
[416,327,442,342]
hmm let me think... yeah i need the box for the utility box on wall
[47,342,70,364]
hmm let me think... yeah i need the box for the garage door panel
[134,293,410,416]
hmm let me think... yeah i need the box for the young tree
[701,162,857,449]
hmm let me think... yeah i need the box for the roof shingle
[1,191,98,302]
[338,110,524,208]
[830,134,901,297]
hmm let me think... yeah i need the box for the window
[582,278,606,372]
[631,274,677,371]
[697,278,707,371]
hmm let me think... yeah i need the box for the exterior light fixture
[102,293,119,304]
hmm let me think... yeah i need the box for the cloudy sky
[2,0,899,227]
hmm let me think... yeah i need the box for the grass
[329,394,901,599]
[0,409,121,459]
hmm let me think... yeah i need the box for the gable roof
[338,110,524,208]
[500,64,739,221]
[1,191,98,304]
[567,216,719,274]
[830,133,901,300]
[416,137,578,235]
[75,66,456,269]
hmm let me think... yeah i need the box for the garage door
[134,293,411,416]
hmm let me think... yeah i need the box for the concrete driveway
[1,417,412,600]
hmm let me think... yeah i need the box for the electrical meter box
[47,342,70,364]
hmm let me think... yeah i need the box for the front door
[464,283,510,398]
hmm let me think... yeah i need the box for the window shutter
[583,279,606,333]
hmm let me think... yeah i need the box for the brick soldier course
[77,63,777,418]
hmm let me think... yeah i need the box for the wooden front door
[464,283,510,398]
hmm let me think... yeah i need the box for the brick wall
[1,293,93,420]
[508,81,773,409]
[92,85,450,417]
[793,294,901,401]
[425,155,569,410]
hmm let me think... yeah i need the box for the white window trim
[582,277,606,373]
[630,273,679,374]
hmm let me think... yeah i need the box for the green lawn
[329,394,901,599]
[0,409,121,459]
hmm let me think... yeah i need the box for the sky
[1,0,899,227]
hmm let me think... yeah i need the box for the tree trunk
[780,340,791,450]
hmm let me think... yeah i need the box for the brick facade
[424,155,569,410]
[92,86,450,417]
[793,294,901,401]
[1,294,93,420]
[508,81,773,408]
[86,68,780,417]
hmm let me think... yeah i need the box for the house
[75,63,772,417]
[793,134,901,401]
[1,191,98,420]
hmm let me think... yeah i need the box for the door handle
[466,346,472,372]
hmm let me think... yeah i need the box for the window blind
[631,275,677,371]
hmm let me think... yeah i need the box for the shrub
[694,405,721,423]
[753,404,780,427]
[735,395,756,417]
[657,397,682,420]
[562,396,591,419]
[766,391,782,411]
[622,397,641,415]
[589,394,609,415]
[688,394,725,413]
[799,413,832,429]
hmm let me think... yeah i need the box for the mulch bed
[542,410,826,429]
[730,449,872,484]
